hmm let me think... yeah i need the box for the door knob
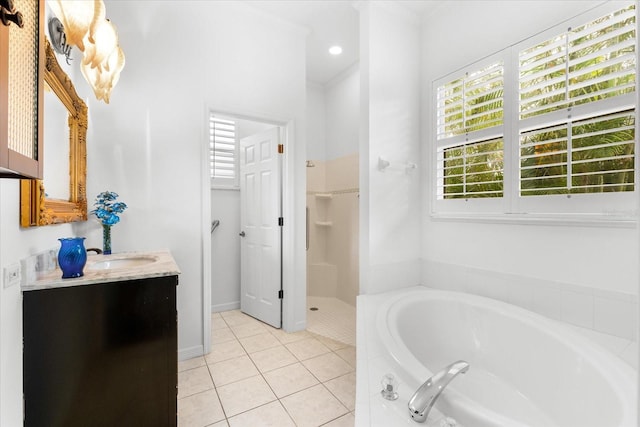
[239,231,246,237]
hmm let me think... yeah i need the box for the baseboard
[178,345,204,362]
[211,301,240,313]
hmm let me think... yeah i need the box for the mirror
[20,38,87,227]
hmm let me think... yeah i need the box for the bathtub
[355,286,637,427]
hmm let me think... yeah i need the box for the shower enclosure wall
[306,154,359,306]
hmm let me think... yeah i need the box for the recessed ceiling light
[329,45,343,55]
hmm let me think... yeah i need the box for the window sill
[430,212,638,228]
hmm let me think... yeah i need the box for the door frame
[202,107,300,355]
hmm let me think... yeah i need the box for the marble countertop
[22,249,181,292]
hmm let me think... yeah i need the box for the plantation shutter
[437,61,504,139]
[518,4,636,196]
[519,4,635,119]
[436,60,505,199]
[209,115,237,184]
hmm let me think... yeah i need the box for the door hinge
[278,290,284,299]
[278,217,284,226]
[278,144,284,154]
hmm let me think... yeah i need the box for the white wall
[421,1,639,340]
[359,2,422,295]
[306,83,327,161]
[210,189,241,312]
[325,65,360,160]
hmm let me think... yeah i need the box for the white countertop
[22,249,181,292]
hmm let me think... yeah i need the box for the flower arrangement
[92,191,128,225]
[91,191,127,254]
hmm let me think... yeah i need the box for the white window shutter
[209,115,237,185]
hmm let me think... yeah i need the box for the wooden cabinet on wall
[23,276,178,427]
[0,0,44,178]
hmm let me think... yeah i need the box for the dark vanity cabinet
[23,275,178,427]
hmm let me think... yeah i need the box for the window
[209,114,238,187]
[434,3,637,217]
[436,60,505,200]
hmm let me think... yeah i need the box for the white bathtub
[356,287,637,427]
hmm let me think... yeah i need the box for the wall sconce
[0,0,23,27]
[47,0,124,104]
[48,17,72,64]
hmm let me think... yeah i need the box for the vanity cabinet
[0,0,44,179]
[23,275,178,427]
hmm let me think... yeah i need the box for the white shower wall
[307,154,359,306]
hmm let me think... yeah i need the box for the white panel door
[239,127,282,328]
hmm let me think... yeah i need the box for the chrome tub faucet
[408,360,470,423]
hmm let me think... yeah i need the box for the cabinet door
[23,276,178,427]
[0,0,43,178]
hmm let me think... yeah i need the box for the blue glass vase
[103,224,112,255]
[58,237,87,279]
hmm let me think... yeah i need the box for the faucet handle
[86,248,103,255]
[408,360,469,423]
[380,374,399,400]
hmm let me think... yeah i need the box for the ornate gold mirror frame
[20,38,87,227]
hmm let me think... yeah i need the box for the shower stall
[306,154,359,306]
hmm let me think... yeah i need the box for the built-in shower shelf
[315,193,333,199]
[315,221,333,227]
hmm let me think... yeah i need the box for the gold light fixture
[47,0,124,103]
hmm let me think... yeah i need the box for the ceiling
[244,0,440,86]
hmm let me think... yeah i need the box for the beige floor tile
[178,389,225,427]
[238,332,281,354]
[262,362,319,398]
[334,346,356,368]
[249,345,298,373]
[323,412,355,427]
[205,339,246,365]
[212,327,237,345]
[179,356,206,372]
[227,401,296,427]
[302,352,354,383]
[270,328,311,344]
[221,311,257,327]
[217,375,277,417]
[230,321,268,338]
[285,337,331,361]
[178,366,214,399]
[209,421,229,427]
[324,372,356,411]
[208,354,259,387]
[280,384,348,427]
[312,333,350,351]
[212,316,228,330]
[219,309,242,317]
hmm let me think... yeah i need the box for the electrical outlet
[3,263,21,288]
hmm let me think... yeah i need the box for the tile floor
[178,309,356,427]
[307,297,357,347]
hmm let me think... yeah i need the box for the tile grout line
[186,310,357,426]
